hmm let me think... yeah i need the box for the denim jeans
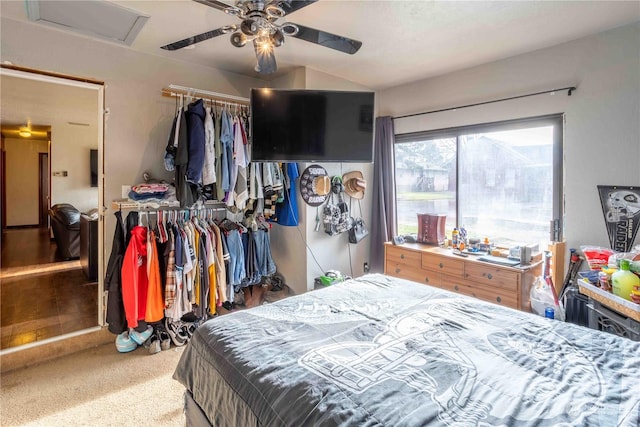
[254,229,276,277]
[225,229,246,298]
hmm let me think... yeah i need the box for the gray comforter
[173,273,640,426]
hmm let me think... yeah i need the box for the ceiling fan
[160,0,362,74]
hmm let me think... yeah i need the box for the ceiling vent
[25,0,149,46]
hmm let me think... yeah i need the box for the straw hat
[343,171,366,199]
[299,164,331,206]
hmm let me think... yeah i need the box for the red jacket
[121,226,148,328]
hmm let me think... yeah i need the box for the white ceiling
[0,73,99,139]
[1,1,639,90]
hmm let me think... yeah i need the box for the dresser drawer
[386,262,441,286]
[422,253,464,277]
[464,262,519,289]
[386,245,422,269]
[441,276,519,309]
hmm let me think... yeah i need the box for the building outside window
[394,114,563,248]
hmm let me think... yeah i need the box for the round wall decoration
[299,164,330,206]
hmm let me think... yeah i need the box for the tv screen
[251,89,374,162]
[90,149,98,187]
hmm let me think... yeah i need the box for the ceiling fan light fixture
[18,121,32,138]
[240,19,258,36]
[255,36,273,53]
[270,30,284,47]
[230,32,248,47]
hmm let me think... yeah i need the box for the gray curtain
[370,116,397,273]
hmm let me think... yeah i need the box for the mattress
[173,273,640,426]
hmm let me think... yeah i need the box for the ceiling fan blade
[289,24,362,54]
[253,40,278,74]
[161,27,230,51]
[192,0,235,12]
[279,0,319,15]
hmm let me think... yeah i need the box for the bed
[173,273,640,426]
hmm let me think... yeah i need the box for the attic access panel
[25,0,149,46]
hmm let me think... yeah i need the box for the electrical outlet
[363,262,370,273]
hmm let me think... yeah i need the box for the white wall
[378,22,640,260]
[50,122,98,212]
[4,137,48,226]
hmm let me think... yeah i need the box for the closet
[105,84,296,338]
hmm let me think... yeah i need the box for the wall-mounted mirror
[0,65,104,352]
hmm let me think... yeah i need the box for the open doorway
[0,65,105,352]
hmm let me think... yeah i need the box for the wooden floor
[1,228,98,350]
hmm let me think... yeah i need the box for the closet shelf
[161,84,250,105]
[111,199,226,211]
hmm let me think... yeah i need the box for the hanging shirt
[202,106,216,186]
[220,109,234,194]
[185,98,207,185]
[210,222,228,305]
[164,227,176,309]
[276,163,300,226]
[145,230,164,322]
[233,115,249,210]
[214,109,225,201]
[175,108,197,208]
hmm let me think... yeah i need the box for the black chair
[80,209,99,281]
[49,203,81,259]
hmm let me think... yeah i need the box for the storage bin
[587,300,640,341]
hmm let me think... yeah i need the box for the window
[394,114,563,248]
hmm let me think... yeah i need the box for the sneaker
[115,331,137,353]
[165,318,188,347]
[129,326,153,345]
[147,331,161,355]
[183,321,199,340]
[158,328,171,351]
[154,324,172,351]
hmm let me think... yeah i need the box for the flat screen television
[90,149,98,187]
[250,89,374,162]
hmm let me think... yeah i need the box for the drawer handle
[454,285,459,291]
[496,296,502,303]
[400,254,405,259]
[424,277,429,283]
[395,268,400,274]
[472,293,477,298]
[487,273,493,280]
[439,262,444,269]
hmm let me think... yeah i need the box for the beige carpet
[1,341,186,426]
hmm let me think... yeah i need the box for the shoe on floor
[165,318,188,347]
[147,331,161,355]
[157,327,171,351]
[115,331,137,353]
[129,326,153,345]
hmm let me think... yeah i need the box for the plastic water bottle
[545,307,555,320]
[452,228,459,249]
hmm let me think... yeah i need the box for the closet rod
[161,84,250,105]
[393,86,577,120]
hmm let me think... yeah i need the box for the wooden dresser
[384,242,543,311]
